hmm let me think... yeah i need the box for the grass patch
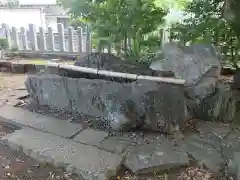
[29,60,49,65]
[28,59,75,65]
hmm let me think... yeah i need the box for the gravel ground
[0,72,220,180]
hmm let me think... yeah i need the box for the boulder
[25,75,186,132]
[150,43,221,101]
[186,83,236,123]
[150,43,236,122]
[131,80,185,132]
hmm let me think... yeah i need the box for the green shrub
[0,38,9,50]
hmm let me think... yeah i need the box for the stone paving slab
[179,124,240,174]
[73,129,108,146]
[124,136,189,174]
[98,132,168,157]
[1,128,123,180]
[222,130,240,158]
[229,152,240,179]
[0,105,82,138]
[99,136,133,156]
[179,134,223,173]
[196,121,231,137]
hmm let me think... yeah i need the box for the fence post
[57,23,65,52]
[39,27,47,51]
[68,27,74,52]
[1,23,12,49]
[77,27,82,53]
[20,27,29,51]
[29,24,38,51]
[107,44,111,53]
[11,27,19,50]
[47,27,55,51]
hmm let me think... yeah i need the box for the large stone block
[38,75,70,110]
[25,75,186,133]
[187,83,236,123]
[132,80,185,132]
[150,43,221,101]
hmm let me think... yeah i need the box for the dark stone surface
[132,80,185,132]
[74,52,155,76]
[179,122,240,174]
[25,75,186,132]
[187,83,236,123]
[233,68,240,89]
[179,134,224,173]
[229,152,240,178]
[151,43,221,101]
[124,136,189,174]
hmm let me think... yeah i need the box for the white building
[0,4,69,31]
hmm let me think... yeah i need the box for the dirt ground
[0,72,82,179]
[0,72,220,180]
[0,72,27,107]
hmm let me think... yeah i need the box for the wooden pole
[47,62,185,85]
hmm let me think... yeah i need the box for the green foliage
[171,0,240,66]
[0,38,8,50]
[224,0,240,38]
[58,0,167,60]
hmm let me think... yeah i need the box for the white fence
[1,23,170,55]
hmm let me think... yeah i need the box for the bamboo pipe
[47,62,185,85]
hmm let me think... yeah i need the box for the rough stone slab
[228,152,240,178]
[2,128,123,180]
[73,129,108,146]
[179,125,240,174]
[99,136,132,156]
[98,132,168,157]
[222,130,240,158]
[0,105,82,138]
[179,134,223,173]
[124,136,189,174]
[38,76,70,110]
[26,74,186,133]
[196,121,231,138]
[196,122,240,158]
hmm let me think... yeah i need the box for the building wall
[45,16,57,31]
[0,8,47,29]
